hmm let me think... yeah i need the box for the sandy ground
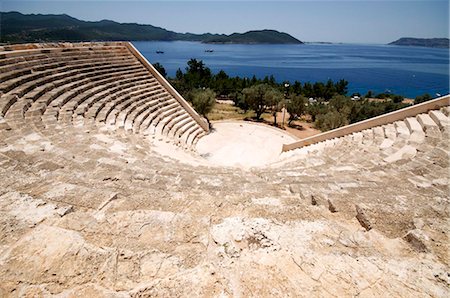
[263,109,321,139]
[196,121,296,168]
[284,121,320,139]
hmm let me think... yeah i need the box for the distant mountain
[202,30,302,44]
[0,11,302,44]
[389,37,449,48]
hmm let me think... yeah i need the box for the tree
[315,110,349,131]
[313,82,326,99]
[184,59,212,90]
[286,95,307,125]
[189,88,216,127]
[234,92,249,113]
[365,90,373,98]
[265,88,284,126]
[292,81,303,95]
[303,82,313,98]
[307,101,327,122]
[335,79,349,95]
[212,70,231,96]
[415,93,432,104]
[242,84,281,120]
[391,94,404,104]
[329,95,352,114]
[324,79,336,100]
[175,68,183,80]
[153,62,167,78]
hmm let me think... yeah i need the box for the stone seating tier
[0,42,448,296]
[0,42,207,147]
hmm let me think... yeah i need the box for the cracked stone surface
[0,43,449,297]
[0,113,448,297]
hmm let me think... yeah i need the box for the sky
[1,0,448,43]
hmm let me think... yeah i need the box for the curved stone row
[272,106,449,257]
[0,104,448,296]
[0,42,448,296]
[0,42,207,148]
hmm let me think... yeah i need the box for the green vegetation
[389,37,449,48]
[153,63,167,78]
[186,88,216,127]
[170,58,350,127]
[286,95,307,125]
[171,59,348,101]
[0,12,302,44]
[414,93,433,104]
[309,96,410,131]
[208,103,254,121]
[241,84,283,121]
[167,59,423,131]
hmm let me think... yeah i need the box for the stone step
[429,110,449,131]
[168,117,193,139]
[156,109,188,136]
[163,113,190,136]
[394,120,411,139]
[3,62,144,118]
[134,98,178,134]
[73,74,150,117]
[1,58,141,94]
[57,72,151,122]
[416,114,441,138]
[152,105,183,129]
[0,52,134,83]
[185,126,204,147]
[442,106,450,116]
[0,51,131,74]
[124,94,172,132]
[27,70,150,125]
[140,101,180,133]
[102,86,163,126]
[89,82,154,122]
[112,87,166,127]
[404,117,425,143]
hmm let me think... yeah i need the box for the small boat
[156,50,164,54]
[204,49,214,53]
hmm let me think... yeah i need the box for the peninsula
[389,37,449,48]
[0,11,302,44]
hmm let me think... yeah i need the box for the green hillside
[203,30,302,44]
[0,11,302,44]
[389,37,449,48]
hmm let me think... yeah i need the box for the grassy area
[208,103,255,121]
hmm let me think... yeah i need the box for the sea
[132,41,449,98]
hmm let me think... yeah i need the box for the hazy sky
[1,0,448,43]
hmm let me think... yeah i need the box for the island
[0,11,302,44]
[202,30,302,44]
[389,37,449,48]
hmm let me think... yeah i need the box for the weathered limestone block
[394,120,410,139]
[311,195,318,206]
[417,114,441,138]
[403,229,428,252]
[429,110,449,126]
[327,199,337,213]
[442,106,450,116]
[355,204,372,231]
[384,145,416,163]
[405,117,425,143]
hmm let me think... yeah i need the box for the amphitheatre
[0,41,449,297]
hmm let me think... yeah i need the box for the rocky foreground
[0,42,448,297]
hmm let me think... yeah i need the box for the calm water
[133,41,449,98]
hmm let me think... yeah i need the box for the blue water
[133,41,449,98]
